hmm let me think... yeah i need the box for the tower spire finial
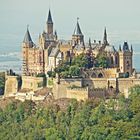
[46,9,53,34]
[23,26,33,45]
[103,27,108,45]
[27,24,29,30]
[73,17,82,35]
[77,17,79,22]
[47,9,53,24]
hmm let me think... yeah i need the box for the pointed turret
[54,30,58,40]
[23,26,33,45]
[72,18,84,45]
[73,19,83,36]
[46,9,53,34]
[103,27,108,46]
[119,45,122,51]
[123,42,130,52]
[89,38,91,47]
[47,9,53,24]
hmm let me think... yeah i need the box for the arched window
[115,56,118,65]
[127,61,130,70]
[91,72,96,78]
[125,72,129,78]
[111,57,113,64]
[98,73,103,78]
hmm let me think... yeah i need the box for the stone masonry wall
[4,76,19,97]
[22,76,44,91]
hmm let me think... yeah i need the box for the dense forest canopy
[0,85,140,140]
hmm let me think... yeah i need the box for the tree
[47,71,56,78]
[71,54,89,68]
[96,53,109,68]
[69,66,80,77]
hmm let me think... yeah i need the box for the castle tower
[22,27,34,75]
[103,27,108,46]
[47,9,53,34]
[119,42,133,77]
[72,18,84,45]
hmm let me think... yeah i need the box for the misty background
[0,0,140,72]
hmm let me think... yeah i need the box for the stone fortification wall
[52,78,83,99]
[22,76,44,91]
[66,87,89,101]
[4,76,19,97]
[53,77,140,100]
[89,88,106,99]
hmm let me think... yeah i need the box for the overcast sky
[0,0,140,44]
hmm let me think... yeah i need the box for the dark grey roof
[73,21,83,36]
[23,28,33,44]
[105,45,116,53]
[119,45,122,51]
[123,42,129,51]
[103,27,108,45]
[49,47,59,57]
[75,43,85,51]
[47,9,53,24]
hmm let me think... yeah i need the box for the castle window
[91,72,96,78]
[98,73,103,78]
[115,56,118,65]
[110,86,113,89]
[125,72,129,78]
[111,57,113,64]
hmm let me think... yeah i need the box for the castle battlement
[67,87,88,91]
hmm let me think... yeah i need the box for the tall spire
[103,27,108,45]
[54,30,58,40]
[46,9,53,34]
[89,38,91,47]
[72,18,84,45]
[47,9,53,24]
[23,25,33,44]
[73,18,83,35]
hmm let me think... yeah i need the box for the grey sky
[0,0,140,43]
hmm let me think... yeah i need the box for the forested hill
[0,86,140,140]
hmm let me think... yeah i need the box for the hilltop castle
[22,10,133,77]
[4,10,140,101]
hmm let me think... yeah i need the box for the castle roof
[75,42,85,51]
[73,20,83,36]
[47,9,53,24]
[105,45,116,53]
[103,27,108,45]
[123,42,130,51]
[49,46,59,57]
[23,28,33,44]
